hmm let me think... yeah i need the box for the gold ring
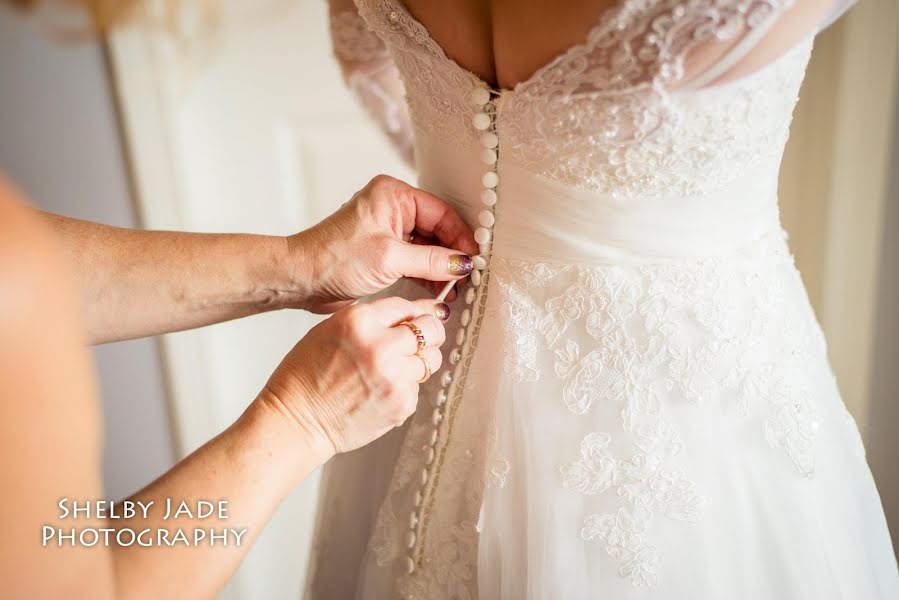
[400,321,426,354]
[416,353,432,383]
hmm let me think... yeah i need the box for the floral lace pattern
[503,0,803,196]
[355,0,808,197]
[494,233,824,479]
[570,424,707,588]
[487,232,828,585]
[354,0,482,145]
[329,10,390,62]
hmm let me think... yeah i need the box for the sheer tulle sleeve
[681,0,858,91]
[328,1,415,167]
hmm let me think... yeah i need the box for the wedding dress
[307,1,899,598]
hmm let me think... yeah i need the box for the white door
[109,1,413,597]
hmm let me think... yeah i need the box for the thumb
[389,239,473,282]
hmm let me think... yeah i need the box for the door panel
[109,1,413,597]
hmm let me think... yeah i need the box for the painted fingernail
[448,254,473,276]
[435,303,451,321]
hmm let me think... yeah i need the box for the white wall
[0,6,176,500]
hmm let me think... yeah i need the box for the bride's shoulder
[667,0,855,90]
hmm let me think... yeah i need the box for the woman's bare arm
[42,212,303,344]
[39,175,476,345]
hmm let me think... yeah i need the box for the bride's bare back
[399,0,838,90]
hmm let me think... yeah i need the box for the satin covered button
[474,227,491,244]
[478,210,496,227]
[469,87,490,106]
[480,131,498,148]
[482,171,499,188]
[472,112,491,130]
[450,348,462,364]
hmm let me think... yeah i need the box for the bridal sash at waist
[416,139,784,265]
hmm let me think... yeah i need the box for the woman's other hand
[255,296,447,459]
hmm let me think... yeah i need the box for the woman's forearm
[40,212,311,344]
[110,395,330,599]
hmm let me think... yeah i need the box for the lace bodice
[340,0,851,197]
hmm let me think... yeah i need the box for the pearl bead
[473,255,488,270]
[431,408,442,425]
[450,348,462,364]
[465,287,476,304]
[480,131,498,148]
[470,270,481,287]
[472,112,491,130]
[478,210,496,227]
[474,227,491,244]
[436,389,447,405]
[407,530,417,548]
[461,309,471,326]
[441,371,453,387]
[409,512,419,529]
[455,328,466,345]
[480,148,497,165]
[482,171,499,188]
[420,467,429,485]
[469,87,490,106]
[481,189,497,206]
[406,556,415,574]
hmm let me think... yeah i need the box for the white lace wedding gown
[307,1,899,598]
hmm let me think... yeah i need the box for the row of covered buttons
[403,83,499,576]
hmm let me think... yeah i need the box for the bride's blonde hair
[4,0,209,32]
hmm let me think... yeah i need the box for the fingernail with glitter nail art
[448,254,473,276]
[435,303,451,321]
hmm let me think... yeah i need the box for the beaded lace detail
[355,0,806,196]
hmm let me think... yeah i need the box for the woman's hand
[256,296,447,458]
[289,175,478,313]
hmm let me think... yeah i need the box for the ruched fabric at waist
[415,136,784,265]
[491,163,783,264]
